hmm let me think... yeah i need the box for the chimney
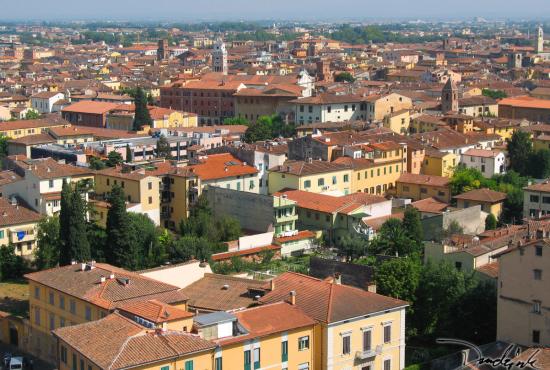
[289,290,296,305]
[81,263,86,271]
[109,272,115,279]
[100,276,106,283]
[334,272,342,285]
[270,279,276,291]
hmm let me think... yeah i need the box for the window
[34,307,40,325]
[60,346,67,364]
[49,179,54,188]
[344,105,348,112]
[455,261,462,270]
[237,182,241,191]
[244,350,251,370]
[72,354,77,370]
[298,336,310,351]
[185,360,194,370]
[70,299,76,314]
[533,300,542,314]
[0,230,4,239]
[384,359,391,370]
[253,348,261,369]
[536,246,543,256]
[543,196,550,204]
[420,187,427,194]
[304,180,311,189]
[148,182,152,190]
[318,178,325,186]
[363,329,372,351]
[384,324,392,343]
[332,176,337,185]
[282,340,288,361]
[148,196,153,204]
[327,106,332,113]
[60,295,65,310]
[342,335,351,355]
[60,317,65,327]
[34,286,40,299]
[343,174,349,183]
[534,269,542,280]
[85,306,92,321]
[80,359,84,370]
[49,292,54,305]
[49,313,55,329]
[530,195,540,203]
[533,330,541,344]
[215,357,222,370]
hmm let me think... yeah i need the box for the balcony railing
[355,345,382,360]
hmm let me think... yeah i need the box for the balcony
[355,345,382,360]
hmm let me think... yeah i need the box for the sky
[3,0,550,22]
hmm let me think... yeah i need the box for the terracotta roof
[8,133,55,145]
[216,302,315,346]
[182,153,258,181]
[511,347,550,370]
[211,244,281,261]
[0,196,42,227]
[411,197,449,214]
[53,313,214,370]
[25,263,187,310]
[269,160,350,176]
[397,173,450,187]
[453,188,507,203]
[31,91,62,99]
[290,93,363,105]
[48,126,96,138]
[259,272,408,323]
[363,213,404,231]
[274,230,316,244]
[463,148,502,158]
[181,273,266,312]
[0,116,68,132]
[276,189,387,215]
[524,179,550,192]
[499,95,550,110]
[0,170,23,186]
[12,157,92,180]
[118,299,193,324]
[62,101,120,115]
[475,262,499,279]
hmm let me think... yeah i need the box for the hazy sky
[3,0,550,21]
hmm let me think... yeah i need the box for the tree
[334,72,356,83]
[106,185,133,268]
[370,218,414,256]
[243,121,273,143]
[65,187,91,262]
[24,110,41,120]
[403,207,424,246]
[125,145,133,162]
[527,149,550,179]
[133,87,152,131]
[106,151,123,167]
[35,216,60,270]
[376,257,421,303]
[126,213,158,270]
[450,165,483,195]
[223,117,249,126]
[156,135,172,159]
[507,131,533,176]
[339,235,367,260]
[0,245,27,281]
[0,135,9,158]
[412,261,475,337]
[482,89,507,99]
[58,182,73,265]
[88,156,106,170]
[485,213,497,230]
[501,188,524,224]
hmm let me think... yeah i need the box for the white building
[523,180,550,219]
[292,93,365,124]
[30,92,65,114]
[460,148,506,177]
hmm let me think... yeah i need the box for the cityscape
[0,3,549,370]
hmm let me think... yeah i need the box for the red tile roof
[259,272,408,323]
[276,189,387,214]
[499,95,550,110]
[397,173,450,187]
[62,101,120,115]
[453,188,507,203]
[182,153,258,181]
[118,299,193,323]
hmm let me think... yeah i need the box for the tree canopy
[133,87,152,131]
[334,72,356,83]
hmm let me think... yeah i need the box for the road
[0,341,56,370]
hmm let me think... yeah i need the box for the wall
[422,206,484,240]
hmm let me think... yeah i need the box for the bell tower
[441,78,458,114]
[537,26,544,54]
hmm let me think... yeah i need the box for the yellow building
[259,272,408,370]
[24,262,189,364]
[0,117,69,139]
[268,160,352,195]
[421,149,457,178]
[150,107,198,129]
[453,188,506,219]
[409,114,447,134]
[94,166,161,225]
[396,173,452,203]
[0,196,42,258]
[383,109,410,134]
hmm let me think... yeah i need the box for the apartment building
[268,160,352,195]
[94,166,161,226]
[395,173,452,203]
[0,116,69,139]
[24,262,189,363]
[0,157,94,216]
[453,188,507,219]
[523,180,550,219]
[30,92,65,114]
[0,196,42,258]
[62,101,121,128]
[460,148,506,178]
[260,272,408,370]
[292,94,366,124]
[496,240,550,347]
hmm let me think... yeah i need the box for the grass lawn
[0,279,29,317]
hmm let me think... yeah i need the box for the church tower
[441,78,458,114]
[157,39,168,61]
[212,39,228,75]
[537,26,544,54]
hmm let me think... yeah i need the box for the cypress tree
[133,87,152,131]
[67,188,91,262]
[59,182,73,265]
[106,185,133,268]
